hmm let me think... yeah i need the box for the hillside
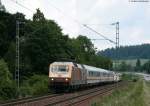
[98,44,150,59]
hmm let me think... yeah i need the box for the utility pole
[15,20,20,94]
[15,18,24,96]
[111,22,119,71]
[111,22,119,106]
[0,0,6,11]
[116,22,119,71]
[116,22,119,51]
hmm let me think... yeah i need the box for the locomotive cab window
[50,65,69,72]
[58,65,68,72]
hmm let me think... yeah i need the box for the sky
[2,0,150,50]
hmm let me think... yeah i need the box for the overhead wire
[46,0,116,44]
[10,0,116,44]
[83,25,116,44]
[9,0,34,13]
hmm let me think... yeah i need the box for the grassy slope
[144,81,150,106]
[91,80,150,106]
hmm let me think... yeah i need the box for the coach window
[102,72,104,77]
[92,71,94,77]
[91,71,93,77]
[98,72,100,76]
[93,72,95,77]
[88,71,91,77]
[88,71,90,76]
[103,73,106,77]
[96,72,98,77]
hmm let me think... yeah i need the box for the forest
[0,9,112,100]
[99,44,150,59]
[99,44,150,74]
[115,59,150,74]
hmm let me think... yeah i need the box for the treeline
[0,9,112,100]
[99,44,150,59]
[117,59,150,74]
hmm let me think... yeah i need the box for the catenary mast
[0,0,6,11]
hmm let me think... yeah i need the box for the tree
[98,44,150,59]
[33,8,45,22]
[21,9,71,75]
[0,59,17,100]
[71,35,95,64]
[0,11,16,57]
[20,75,48,97]
[0,9,113,79]
[4,42,16,76]
[117,61,128,72]
[135,59,141,72]
[70,35,112,69]
[136,59,141,67]
[142,60,150,73]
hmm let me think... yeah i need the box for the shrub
[20,75,48,97]
[0,59,17,100]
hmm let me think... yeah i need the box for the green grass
[121,73,140,81]
[143,81,150,106]
[91,80,147,106]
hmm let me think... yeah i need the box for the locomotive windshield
[51,65,68,72]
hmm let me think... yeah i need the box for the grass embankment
[92,76,150,106]
[143,81,150,106]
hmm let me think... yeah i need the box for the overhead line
[83,25,116,44]
[45,0,81,25]
[90,39,107,40]
[10,0,34,13]
[10,0,116,45]
[46,0,116,44]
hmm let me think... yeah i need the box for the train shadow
[49,81,117,94]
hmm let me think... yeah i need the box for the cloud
[2,0,150,50]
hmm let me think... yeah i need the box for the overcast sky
[2,0,150,50]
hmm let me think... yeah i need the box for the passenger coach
[49,61,120,91]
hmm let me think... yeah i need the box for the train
[49,61,121,91]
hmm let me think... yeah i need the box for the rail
[0,81,126,106]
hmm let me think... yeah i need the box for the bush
[121,73,139,81]
[0,59,17,100]
[20,75,48,97]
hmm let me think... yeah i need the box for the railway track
[0,82,126,106]
[0,94,61,106]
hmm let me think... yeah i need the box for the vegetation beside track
[0,8,112,100]
[143,81,150,106]
[121,73,140,81]
[20,75,48,97]
[92,79,150,106]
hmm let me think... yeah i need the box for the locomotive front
[49,62,72,90]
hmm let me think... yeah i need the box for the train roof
[50,61,112,73]
[50,62,73,65]
[83,64,110,73]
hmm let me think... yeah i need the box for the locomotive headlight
[65,78,68,81]
[51,78,54,81]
